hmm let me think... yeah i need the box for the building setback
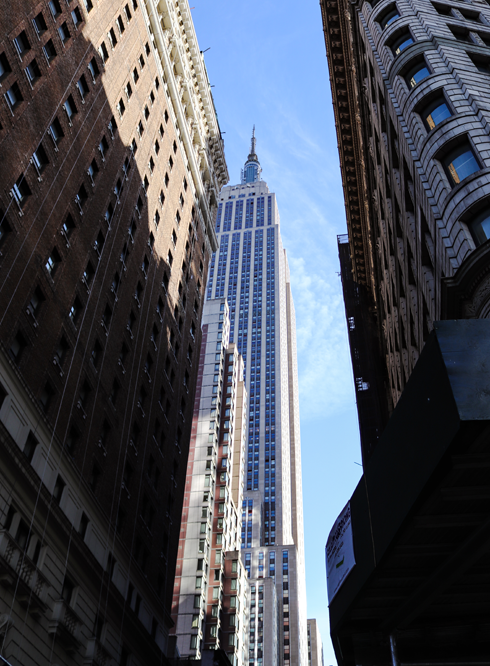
[0,0,227,664]
[171,299,250,665]
[321,0,490,662]
[205,134,308,666]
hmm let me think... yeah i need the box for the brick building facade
[0,0,227,664]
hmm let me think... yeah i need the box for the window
[392,31,413,56]
[0,214,12,250]
[99,136,109,160]
[109,28,118,48]
[58,22,70,45]
[26,58,42,86]
[125,4,132,21]
[118,98,126,117]
[99,41,109,63]
[13,31,31,58]
[139,54,145,69]
[53,472,66,505]
[43,39,57,64]
[84,0,94,12]
[45,248,61,277]
[0,53,12,81]
[5,82,23,112]
[117,15,125,34]
[33,12,48,37]
[12,174,31,207]
[69,296,83,325]
[144,105,150,121]
[48,0,62,19]
[91,339,103,367]
[133,67,139,83]
[54,335,69,368]
[64,95,77,123]
[442,141,480,186]
[61,574,75,604]
[82,261,95,289]
[49,117,64,146]
[432,2,452,15]
[449,26,471,43]
[421,95,451,130]
[76,183,88,211]
[378,5,400,30]
[193,595,201,609]
[468,208,490,245]
[88,57,99,82]
[405,60,430,88]
[10,330,27,363]
[125,82,132,99]
[77,74,89,101]
[88,159,99,185]
[27,286,45,320]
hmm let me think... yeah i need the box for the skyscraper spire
[251,125,257,156]
[242,125,261,183]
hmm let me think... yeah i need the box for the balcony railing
[48,598,82,652]
[0,530,48,617]
[84,637,112,666]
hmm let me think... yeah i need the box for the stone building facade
[171,299,249,666]
[321,0,490,446]
[0,0,227,664]
[306,619,323,666]
[205,137,308,666]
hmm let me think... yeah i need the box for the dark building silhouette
[0,0,227,664]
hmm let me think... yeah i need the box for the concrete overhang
[328,319,490,666]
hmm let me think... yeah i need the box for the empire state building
[206,131,308,666]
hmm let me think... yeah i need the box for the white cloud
[288,254,355,420]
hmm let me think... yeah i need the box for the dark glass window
[379,7,400,29]
[443,142,480,186]
[406,61,430,88]
[422,96,451,130]
[392,32,413,55]
[468,209,490,245]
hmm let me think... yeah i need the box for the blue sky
[192,2,363,662]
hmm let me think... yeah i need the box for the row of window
[98,0,138,63]
[1,0,91,118]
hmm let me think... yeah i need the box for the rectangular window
[58,22,70,45]
[25,59,42,86]
[5,82,23,112]
[43,39,57,64]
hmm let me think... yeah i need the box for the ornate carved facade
[321,0,490,427]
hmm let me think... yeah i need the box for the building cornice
[143,0,228,252]
[320,0,373,291]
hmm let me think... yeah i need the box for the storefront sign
[326,502,356,603]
